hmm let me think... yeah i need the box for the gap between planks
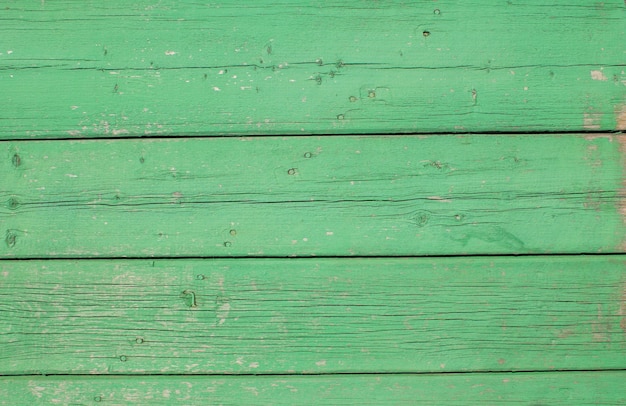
[0,252,625,262]
[5,369,626,378]
[0,130,623,143]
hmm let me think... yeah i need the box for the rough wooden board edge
[1,372,626,406]
[616,135,626,252]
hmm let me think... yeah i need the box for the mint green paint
[1,134,623,258]
[0,1,624,138]
[1,1,625,402]
[1,256,624,375]
[2,372,625,405]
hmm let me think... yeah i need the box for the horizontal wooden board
[1,0,624,138]
[1,134,624,258]
[1,256,624,375]
[2,372,625,405]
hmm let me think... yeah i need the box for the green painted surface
[1,256,624,375]
[1,0,625,402]
[2,372,625,405]
[1,0,624,138]
[1,134,624,257]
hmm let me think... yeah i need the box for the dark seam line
[3,369,626,378]
[0,130,622,143]
[1,252,625,262]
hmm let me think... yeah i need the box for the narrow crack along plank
[1,372,626,405]
[1,256,625,375]
[1,134,624,258]
[0,0,624,138]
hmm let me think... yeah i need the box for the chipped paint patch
[590,70,608,81]
[619,135,626,251]
[592,304,611,342]
[619,280,626,334]
[27,382,45,398]
[583,112,602,130]
[615,105,626,131]
[584,134,614,141]
[217,302,231,325]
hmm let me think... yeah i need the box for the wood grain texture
[1,256,625,375]
[1,0,624,138]
[1,134,624,258]
[2,372,626,405]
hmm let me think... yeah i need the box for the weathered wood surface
[1,0,624,138]
[2,1,625,402]
[2,134,625,258]
[1,256,624,375]
[2,372,625,405]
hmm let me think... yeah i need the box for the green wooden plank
[1,0,624,138]
[1,256,624,374]
[2,372,626,405]
[1,134,624,258]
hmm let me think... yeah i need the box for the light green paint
[1,256,624,375]
[1,134,624,257]
[1,1,625,402]
[2,372,626,405]
[0,0,624,138]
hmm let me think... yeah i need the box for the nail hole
[94,396,102,402]
[135,337,144,344]
[337,114,345,120]
[223,241,232,247]
[303,152,312,158]
[229,229,237,236]
[11,153,21,167]
[139,157,145,164]
[368,90,376,98]
[349,96,357,102]
[7,197,19,210]
[423,30,431,37]
[5,231,16,248]
[287,168,297,175]
[119,355,127,362]
[434,9,441,15]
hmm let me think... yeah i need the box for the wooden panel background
[1,0,625,404]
